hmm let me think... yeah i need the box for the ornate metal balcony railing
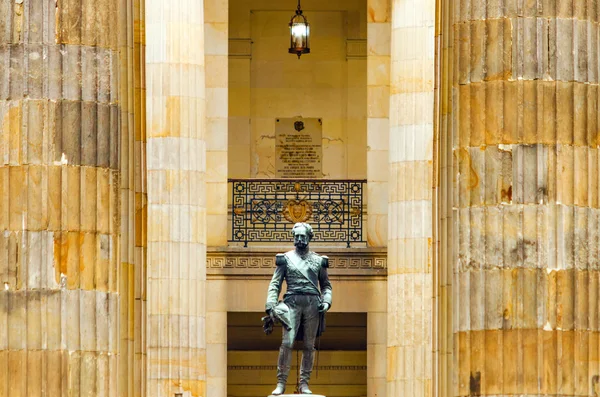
[229,179,366,247]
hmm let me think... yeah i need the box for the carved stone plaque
[275,118,322,178]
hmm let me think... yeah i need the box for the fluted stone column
[387,0,435,396]
[0,0,122,395]
[119,0,136,394]
[367,0,390,247]
[445,1,600,396]
[204,0,228,248]
[435,0,453,394]
[204,1,228,395]
[146,0,207,396]
[133,0,148,395]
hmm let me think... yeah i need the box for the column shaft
[366,0,390,247]
[445,1,600,395]
[204,0,228,248]
[387,1,435,397]
[133,0,148,395]
[207,279,227,397]
[146,0,208,396]
[435,0,454,394]
[0,0,123,395]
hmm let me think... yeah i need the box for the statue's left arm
[319,256,332,309]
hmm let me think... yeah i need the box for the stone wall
[228,0,367,180]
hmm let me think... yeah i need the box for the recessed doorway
[227,312,367,397]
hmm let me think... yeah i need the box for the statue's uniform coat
[266,251,332,312]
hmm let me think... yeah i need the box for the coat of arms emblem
[283,199,312,223]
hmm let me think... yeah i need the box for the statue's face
[293,227,310,249]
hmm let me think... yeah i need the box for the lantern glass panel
[288,4,310,57]
[290,22,308,49]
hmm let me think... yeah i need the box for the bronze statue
[264,223,332,395]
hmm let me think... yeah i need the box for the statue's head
[292,222,313,249]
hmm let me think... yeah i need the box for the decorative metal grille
[229,179,366,247]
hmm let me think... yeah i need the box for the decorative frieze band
[228,365,367,371]
[207,254,386,270]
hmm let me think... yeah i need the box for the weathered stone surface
[439,0,600,396]
[387,1,435,397]
[146,0,207,395]
[0,0,124,394]
[367,0,391,248]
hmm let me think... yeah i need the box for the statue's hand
[318,302,330,313]
[265,302,275,314]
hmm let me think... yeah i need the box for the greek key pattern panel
[207,255,386,270]
[228,365,367,371]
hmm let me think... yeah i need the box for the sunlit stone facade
[1,0,596,396]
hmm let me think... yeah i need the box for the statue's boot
[298,348,314,394]
[298,383,312,395]
[272,346,292,395]
[272,384,286,396]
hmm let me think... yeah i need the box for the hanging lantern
[289,0,310,59]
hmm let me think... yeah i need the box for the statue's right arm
[265,254,286,312]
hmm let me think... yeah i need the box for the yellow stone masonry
[205,0,228,247]
[388,3,435,397]
[3,0,600,396]
[367,0,390,248]
[133,0,148,395]
[146,0,208,396]
[438,1,600,396]
[0,0,128,394]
